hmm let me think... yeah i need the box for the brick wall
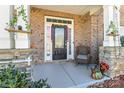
[90,9,104,63]
[30,7,103,64]
[120,5,124,26]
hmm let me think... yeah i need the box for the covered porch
[32,62,109,88]
[0,5,124,88]
[30,5,104,64]
[30,5,124,87]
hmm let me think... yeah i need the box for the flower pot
[18,25,22,30]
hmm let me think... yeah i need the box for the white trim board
[120,26,124,36]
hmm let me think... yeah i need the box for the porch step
[45,59,74,63]
[70,76,110,88]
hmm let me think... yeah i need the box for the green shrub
[120,36,124,47]
[28,79,50,88]
[0,64,50,88]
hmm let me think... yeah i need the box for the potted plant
[6,15,18,30]
[107,21,119,36]
[120,36,124,47]
[100,62,109,75]
[6,5,31,31]
[17,5,31,31]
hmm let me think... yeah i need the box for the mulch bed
[88,75,124,88]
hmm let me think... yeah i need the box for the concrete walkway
[32,62,110,88]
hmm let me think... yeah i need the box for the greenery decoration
[6,5,31,31]
[107,21,118,35]
[91,65,103,80]
[6,16,18,29]
[17,5,31,31]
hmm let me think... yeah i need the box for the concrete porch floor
[31,62,110,88]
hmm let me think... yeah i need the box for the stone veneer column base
[99,46,124,78]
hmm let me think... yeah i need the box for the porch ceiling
[31,5,102,15]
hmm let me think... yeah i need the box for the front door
[51,24,67,60]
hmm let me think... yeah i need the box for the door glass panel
[55,28,64,48]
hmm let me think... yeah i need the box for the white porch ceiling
[31,5,102,15]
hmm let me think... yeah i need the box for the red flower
[100,62,109,73]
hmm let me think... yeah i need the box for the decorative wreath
[100,62,109,73]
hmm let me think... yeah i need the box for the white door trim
[44,16,74,62]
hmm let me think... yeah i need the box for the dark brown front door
[51,24,67,60]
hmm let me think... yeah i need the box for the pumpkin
[91,67,103,80]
